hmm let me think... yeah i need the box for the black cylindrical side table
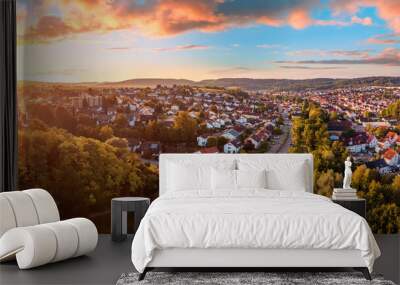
[111,197,150,242]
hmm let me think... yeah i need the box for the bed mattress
[131,190,380,273]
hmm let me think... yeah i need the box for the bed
[131,154,380,280]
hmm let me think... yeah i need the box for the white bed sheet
[131,190,380,273]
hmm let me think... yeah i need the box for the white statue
[343,156,352,189]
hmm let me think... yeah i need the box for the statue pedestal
[332,188,358,200]
[334,188,356,192]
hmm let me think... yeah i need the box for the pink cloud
[331,0,400,32]
[154,44,210,52]
[287,49,372,57]
[351,16,372,26]
[367,33,400,44]
[288,9,313,29]
[279,48,400,66]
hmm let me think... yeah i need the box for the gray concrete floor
[1,234,398,285]
[0,235,134,285]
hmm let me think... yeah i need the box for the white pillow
[212,168,237,190]
[168,163,211,191]
[166,159,236,193]
[238,159,307,191]
[236,169,267,189]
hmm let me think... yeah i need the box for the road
[277,128,291,153]
[267,121,291,153]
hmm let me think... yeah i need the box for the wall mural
[16,0,400,233]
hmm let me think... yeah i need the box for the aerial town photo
[16,0,400,234]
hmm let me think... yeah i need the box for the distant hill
[107,78,194,88]
[106,76,400,91]
[21,76,400,91]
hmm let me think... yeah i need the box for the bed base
[138,248,372,281]
[138,267,371,281]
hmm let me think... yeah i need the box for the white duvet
[131,190,380,273]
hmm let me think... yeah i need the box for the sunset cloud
[279,65,345,70]
[351,16,372,26]
[278,48,400,66]
[17,0,397,44]
[154,44,210,52]
[286,49,373,58]
[367,33,400,44]
[288,9,313,29]
[105,47,133,50]
[330,0,400,32]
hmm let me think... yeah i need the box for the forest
[18,120,159,232]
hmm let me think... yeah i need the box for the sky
[16,0,400,82]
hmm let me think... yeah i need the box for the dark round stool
[111,197,150,242]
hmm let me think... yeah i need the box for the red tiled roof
[386,131,397,139]
[199,146,219,154]
[230,139,242,148]
[383,148,397,160]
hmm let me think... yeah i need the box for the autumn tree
[18,127,158,233]
[106,137,129,149]
[114,113,129,129]
[98,125,114,141]
[173,111,198,143]
[54,106,77,133]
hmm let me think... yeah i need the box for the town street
[268,121,291,153]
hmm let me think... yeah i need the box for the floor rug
[117,271,396,285]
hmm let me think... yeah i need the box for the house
[95,113,110,125]
[343,133,368,153]
[197,136,208,147]
[385,132,398,145]
[233,125,246,134]
[206,120,222,129]
[362,121,390,128]
[366,158,388,170]
[328,120,352,137]
[195,146,219,154]
[128,115,136,127]
[222,129,241,140]
[245,130,269,149]
[236,116,247,125]
[383,148,399,166]
[141,141,161,159]
[367,135,378,148]
[375,140,391,153]
[106,107,117,116]
[127,138,141,152]
[246,136,261,149]
[139,114,154,123]
[171,105,180,113]
[224,139,241,153]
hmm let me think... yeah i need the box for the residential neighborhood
[19,82,400,175]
